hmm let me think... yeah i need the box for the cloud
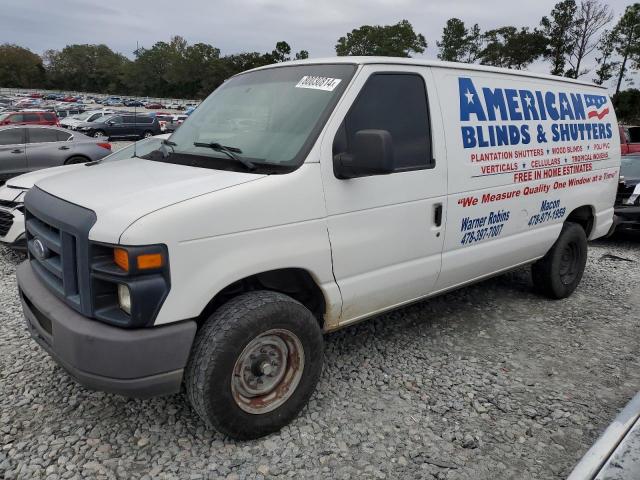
[0,0,633,88]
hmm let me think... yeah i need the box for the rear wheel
[532,222,587,299]
[64,156,87,165]
[93,129,106,139]
[185,291,323,439]
[142,130,153,138]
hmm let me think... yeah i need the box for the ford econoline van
[16,57,620,439]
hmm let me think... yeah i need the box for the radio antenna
[133,40,139,158]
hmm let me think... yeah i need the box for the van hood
[33,158,266,244]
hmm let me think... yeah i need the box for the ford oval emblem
[33,238,49,260]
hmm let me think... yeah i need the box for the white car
[16,57,619,440]
[60,110,114,130]
[0,134,170,250]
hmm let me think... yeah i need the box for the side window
[8,114,24,124]
[28,128,60,143]
[122,116,135,124]
[23,113,40,122]
[56,130,72,141]
[0,128,25,145]
[139,116,153,124]
[43,113,56,121]
[334,73,432,171]
[110,116,123,124]
[88,113,100,122]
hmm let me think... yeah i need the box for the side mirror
[333,129,394,179]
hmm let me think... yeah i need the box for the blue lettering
[459,78,486,121]
[505,89,523,121]
[545,92,559,120]
[571,93,585,120]
[482,87,508,121]
[461,126,476,148]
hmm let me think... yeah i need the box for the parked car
[145,102,164,109]
[76,113,161,139]
[568,391,640,479]
[163,114,188,133]
[60,110,114,130]
[0,125,111,183]
[124,99,144,107]
[15,58,620,440]
[619,125,640,155]
[0,134,169,250]
[0,111,59,127]
[612,153,640,234]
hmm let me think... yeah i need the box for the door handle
[11,149,23,154]
[58,146,70,150]
[433,203,443,227]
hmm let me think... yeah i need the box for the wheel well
[64,155,89,165]
[566,205,594,236]
[198,268,326,328]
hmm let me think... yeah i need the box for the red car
[619,125,640,155]
[145,102,164,109]
[61,96,78,102]
[0,111,60,127]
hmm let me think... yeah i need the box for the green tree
[437,18,469,62]
[0,44,45,88]
[479,27,547,70]
[540,0,577,76]
[465,24,483,63]
[613,3,640,94]
[594,28,619,85]
[566,0,613,78]
[613,88,640,122]
[44,44,129,93]
[335,20,427,57]
[437,18,483,63]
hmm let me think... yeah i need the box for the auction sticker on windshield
[295,76,342,91]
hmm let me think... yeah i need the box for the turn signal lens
[113,248,129,272]
[137,253,164,270]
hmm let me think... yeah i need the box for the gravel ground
[1,235,639,480]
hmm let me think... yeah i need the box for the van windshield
[157,63,356,173]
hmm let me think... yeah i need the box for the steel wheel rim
[231,328,305,414]
[559,242,579,285]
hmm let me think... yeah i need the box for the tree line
[0,1,638,101]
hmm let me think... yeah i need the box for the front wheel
[185,291,323,439]
[532,222,587,299]
[93,129,106,139]
[142,130,153,138]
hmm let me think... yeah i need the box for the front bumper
[614,206,640,232]
[17,261,196,398]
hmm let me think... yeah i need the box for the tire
[531,222,588,299]
[64,156,87,165]
[93,129,106,138]
[142,130,153,138]
[185,291,323,439]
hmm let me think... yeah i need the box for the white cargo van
[16,57,620,439]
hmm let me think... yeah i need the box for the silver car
[0,125,112,183]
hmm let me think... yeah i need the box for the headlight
[118,283,131,314]
[90,243,170,327]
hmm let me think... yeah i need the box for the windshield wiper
[193,142,255,170]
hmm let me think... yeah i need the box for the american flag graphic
[584,94,610,120]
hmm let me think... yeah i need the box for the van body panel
[119,162,341,326]
[429,67,620,290]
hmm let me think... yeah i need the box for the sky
[0,0,635,88]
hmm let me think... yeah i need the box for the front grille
[0,210,13,236]
[26,213,80,306]
[24,187,96,316]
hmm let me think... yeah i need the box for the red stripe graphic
[587,107,609,119]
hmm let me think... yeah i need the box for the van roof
[246,56,605,90]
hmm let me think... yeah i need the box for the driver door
[320,65,447,325]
